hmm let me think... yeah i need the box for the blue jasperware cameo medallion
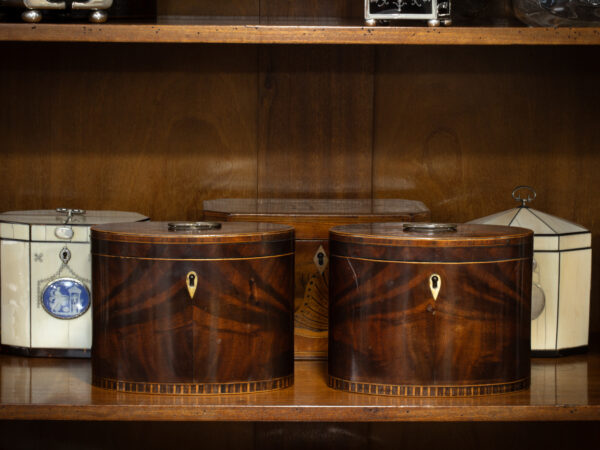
[41,278,91,320]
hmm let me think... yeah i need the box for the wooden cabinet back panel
[0,43,598,335]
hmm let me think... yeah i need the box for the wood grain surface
[203,199,431,239]
[0,352,599,421]
[329,226,532,396]
[0,2,598,447]
[109,0,157,19]
[259,0,362,19]
[202,200,431,360]
[157,0,258,17]
[1,23,600,45]
[371,44,600,335]
[157,0,515,24]
[257,45,374,198]
[92,225,294,393]
[0,42,258,221]
[0,37,598,337]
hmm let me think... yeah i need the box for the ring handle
[168,222,222,231]
[403,223,458,232]
[56,208,86,224]
[512,186,536,207]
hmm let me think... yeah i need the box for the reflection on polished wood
[0,353,599,421]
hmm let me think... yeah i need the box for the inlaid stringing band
[330,231,531,243]
[92,252,294,262]
[331,255,530,265]
[93,374,294,395]
[93,229,292,241]
[328,375,529,397]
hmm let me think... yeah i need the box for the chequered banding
[328,375,529,397]
[93,374,293,395]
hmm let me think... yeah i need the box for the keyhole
[317,252,324,266]
[59,247,71,264]
[429,273,441,301]
[186,271,198,299]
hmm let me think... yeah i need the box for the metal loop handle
[56,208,86,224]
[403,223,458,232]
[168,222,222,231]
[512,186,536,207]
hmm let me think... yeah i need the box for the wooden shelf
[0,18,600,45]
[1,352,599,422]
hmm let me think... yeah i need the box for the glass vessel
[513,0,600,26]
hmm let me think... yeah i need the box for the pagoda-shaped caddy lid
[91,221,295,258]
[330,222,533,262]
[468,186,591,251]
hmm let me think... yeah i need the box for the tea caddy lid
[330,222,532,264]
[203,198,430,219]
[468,186,590,253]
[92,221,294,244]
[330,222,532,247]
[469,186,589,236]
[0,209,148,226]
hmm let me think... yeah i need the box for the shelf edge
[1,405,599,422]
[0,24,600,45]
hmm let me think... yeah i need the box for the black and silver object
[513,0,600,26]
[365,0,452,27]
[1,0,113,23]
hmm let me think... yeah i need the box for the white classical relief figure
[49,288,70,314]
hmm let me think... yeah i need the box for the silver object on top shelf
[365,0,452,27]
[1,0,113,23]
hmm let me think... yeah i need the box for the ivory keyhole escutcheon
[429,274,441,301]
[186,271,198,299]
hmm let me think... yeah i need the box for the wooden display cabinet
[0,0,599,448]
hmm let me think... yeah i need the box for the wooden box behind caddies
[91,221,294,395]
[203,199,431,360]
[328,223,533,397]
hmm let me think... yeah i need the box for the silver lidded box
[1,0,113,23]
[0,208,148,358]
[365,0,452,27]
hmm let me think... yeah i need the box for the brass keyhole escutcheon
[186,271,198,299]
[429,274,441,301]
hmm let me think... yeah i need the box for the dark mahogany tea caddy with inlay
[328,223,533,397]
[91,221,294,395]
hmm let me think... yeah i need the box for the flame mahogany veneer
[203,198,431,360]
[328,223,533,397]
[91,222,295,395]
